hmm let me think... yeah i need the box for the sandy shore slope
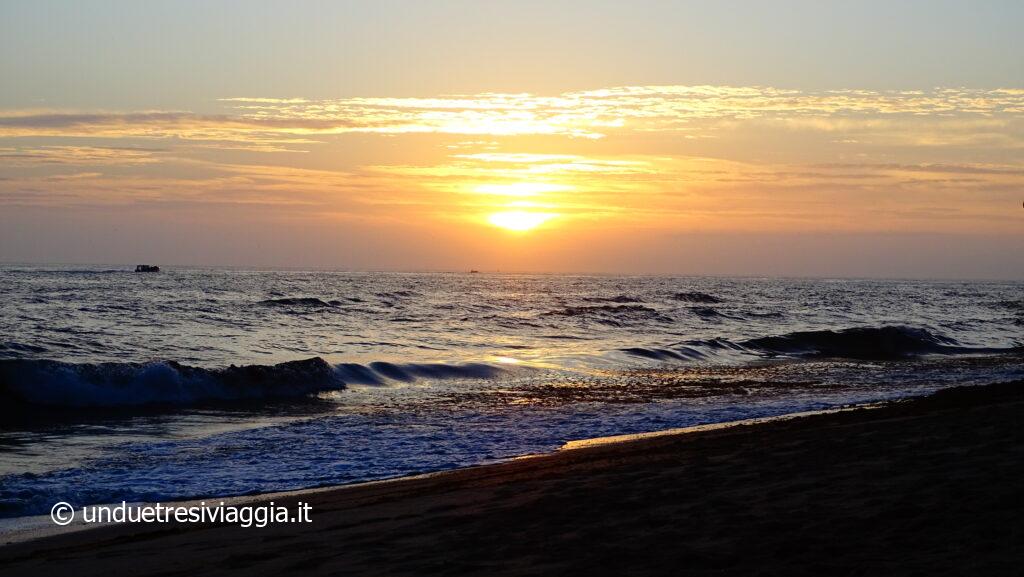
[2,380,1022,576]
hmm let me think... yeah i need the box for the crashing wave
[0,357,344,408]
[0,357,506,408]
[742,326,968,359]
[622,326,1021,362]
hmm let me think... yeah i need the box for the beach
[2,380,1021,576]
[4,3,1023,576]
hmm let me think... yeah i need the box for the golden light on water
[488,211,555,231]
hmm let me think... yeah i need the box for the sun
[488,211,555,231]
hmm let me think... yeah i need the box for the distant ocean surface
[1,266,1021,518]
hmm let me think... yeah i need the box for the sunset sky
[2,1,1022,278]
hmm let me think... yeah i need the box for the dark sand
[2,381,1023,576]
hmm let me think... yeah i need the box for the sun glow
[487,211,555,231]
[473,182,569,197]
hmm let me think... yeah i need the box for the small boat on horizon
[134,264,160,273]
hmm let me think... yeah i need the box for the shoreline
[3,379,1023,575]
[0,400,889,546]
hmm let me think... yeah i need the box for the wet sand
[2,380,1022,576]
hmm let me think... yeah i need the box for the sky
[1,0,1022,278]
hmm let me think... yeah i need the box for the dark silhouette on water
[134,264,160,272]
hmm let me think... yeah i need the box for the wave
[688,306,741,320]
[354,362,502,384]
[332,360,504,385]
[671,291,723,304]
[0,357,506,408]
[543,304,673,326]
[742,326,969,359]
[461,314,545,329]
[0,341,48,356]
[619,347,706,361]
[0,357,344,408]
[257,297,339,308]
[744,311,785,319]
[622,326,1021,362]
[376,290,420,302]
[583,295,644,304]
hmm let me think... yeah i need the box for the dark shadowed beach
[2,380,1022,577]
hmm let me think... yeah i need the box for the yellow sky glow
[473,182,570,197]
[487,210,557,231]
[1,84,1022,247]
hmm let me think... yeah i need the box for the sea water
[0,266,1021,518]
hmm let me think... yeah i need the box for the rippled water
[0,266,1021,518]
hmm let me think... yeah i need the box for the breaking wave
[742,326,970,359]
[0,357,344,408]
[623,326,1022,362]
[0,357,504,408]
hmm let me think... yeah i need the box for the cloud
[0,145,164,165]
[0,111,328,143]
[2,86,1022,145]
[1,85,1021,237]
[813,162,1024,176]
[219,86,1024,139]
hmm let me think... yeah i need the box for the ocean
[0,266,1021,519]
